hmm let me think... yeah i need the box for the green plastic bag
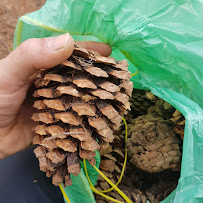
[13,0,203,202]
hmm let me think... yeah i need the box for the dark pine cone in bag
[31,44,133,186]
[146,92,185,140]
[96,134,148,203]
[128,113,182,173]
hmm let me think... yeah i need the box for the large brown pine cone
[31,44,133,186]
[127,114,182,173]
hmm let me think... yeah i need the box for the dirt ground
[0,0,46,59]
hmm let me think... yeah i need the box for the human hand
[0,33,112,159]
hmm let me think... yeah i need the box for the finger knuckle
[13,38,48,60]
[15,38,34,56]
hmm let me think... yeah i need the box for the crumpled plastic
[13,0,203,202]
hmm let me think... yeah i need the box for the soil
[0,0,46,59]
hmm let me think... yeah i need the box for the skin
[0,33,112,159]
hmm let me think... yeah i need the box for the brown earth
[0,0,46,59]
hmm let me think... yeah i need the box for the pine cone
[95,134,124,198]
[146,92,185,139]
[128,114,182,173]
[97,134,124,187]
[126,90,153,121]
[32,44,133,186]
[146,92,173,118]
[170,110,185,140]
[95,134,147,203]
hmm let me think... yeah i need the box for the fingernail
[47,33,70,51]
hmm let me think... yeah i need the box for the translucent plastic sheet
[13,0,203,202]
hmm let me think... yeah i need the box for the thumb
[0,33,74,90]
